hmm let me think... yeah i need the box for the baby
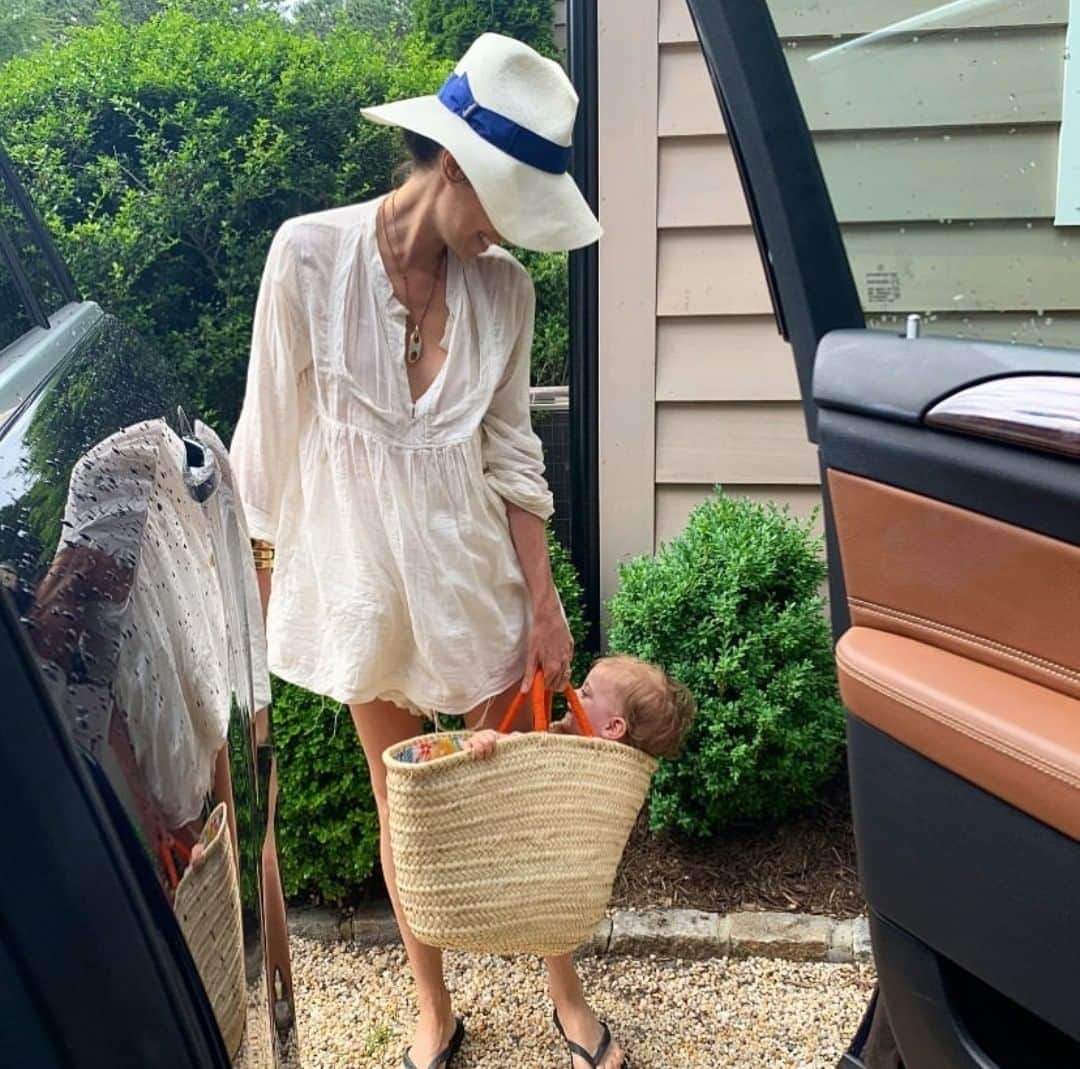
[465,655,697,759]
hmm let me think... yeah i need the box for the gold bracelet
[251,538,275,571]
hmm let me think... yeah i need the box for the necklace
[380,192,446,366]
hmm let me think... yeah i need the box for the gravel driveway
[291,936,875,1067]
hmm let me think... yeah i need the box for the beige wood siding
[553,0,567,58]
[657,228,772,316]
[597,0,658,603]
[656,317,800,401]
[656,403,819,485]
[598,0,1074,608]
[660,29,1064,136]
[660,129,1061,227]
[660,224,1078,316]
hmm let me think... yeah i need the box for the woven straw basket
[383,675,656,957]
[174,802,247,1058]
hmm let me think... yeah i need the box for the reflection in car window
[0,167,66,346]
[0,314,295,1064]
[0,243,35,352]
[764,0,1078,349]
[0,316,182,592]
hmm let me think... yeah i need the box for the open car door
[684,2,1080,1065]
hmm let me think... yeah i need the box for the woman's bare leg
[546,955,625,1068]
[463,685,625,1067]
[349,700,455,1065]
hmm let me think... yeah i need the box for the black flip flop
[402,1017,465,1069]
[553,1009,629,1069]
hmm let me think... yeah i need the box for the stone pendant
[407,324,423,365]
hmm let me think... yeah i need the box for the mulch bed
[611,770,865,919]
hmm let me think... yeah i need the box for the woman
[231,33,625,1069]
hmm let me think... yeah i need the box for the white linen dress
[230,197,554,716]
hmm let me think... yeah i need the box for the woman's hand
[524,595,574,692]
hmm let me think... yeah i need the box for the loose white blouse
[230,197,554,716]
[54,419,271,827]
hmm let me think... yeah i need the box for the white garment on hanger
[57,418,271,827]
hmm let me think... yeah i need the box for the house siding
[598,0,1074,604]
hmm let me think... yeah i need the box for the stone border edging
[288,906,872,965]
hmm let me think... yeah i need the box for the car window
[0,158,69,352]
[0,246,36,353]
[755,0,1078,348]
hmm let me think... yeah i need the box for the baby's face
[573,664,627,741]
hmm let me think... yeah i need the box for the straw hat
[361,33,602,253]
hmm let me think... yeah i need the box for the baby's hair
[597,655,696,759]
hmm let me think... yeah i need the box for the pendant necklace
[381,192,446,366]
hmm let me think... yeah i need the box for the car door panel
[848,715,1080,1050]
[828,470,1080,701]
[814,330,1080,425]
[686,1,1080,1063]
[837,628,1080,841]
[818,407,1080,549]
[925,375,1080,459]
[817,342,1080,1055]
[0,590,230,1069]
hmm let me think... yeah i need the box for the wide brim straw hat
[361,33,602,253]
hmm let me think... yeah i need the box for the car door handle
[925,375,1080,459]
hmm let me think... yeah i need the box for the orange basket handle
[496,670,594,737]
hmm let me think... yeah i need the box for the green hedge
[0,6,449,435]
[607,491,845,838]
[515,248,568,388]
[288,0,413,41]
[271,680,380,903]
[412,0,556,60]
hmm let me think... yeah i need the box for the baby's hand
[463,729,501,760]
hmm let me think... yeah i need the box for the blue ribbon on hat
[438,72,570,176]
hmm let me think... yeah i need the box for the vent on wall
[530,385,571,549]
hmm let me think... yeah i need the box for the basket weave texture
[174,801,247,1057]
[384,730,656,956]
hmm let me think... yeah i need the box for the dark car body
[0,144,296,1068]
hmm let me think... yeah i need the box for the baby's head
[572,656,696,759]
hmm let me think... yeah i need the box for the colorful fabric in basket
[396,734,468,764]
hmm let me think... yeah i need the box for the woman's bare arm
[505,502,573,691]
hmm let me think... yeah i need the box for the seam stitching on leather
[848,599,1080,686]
[836,653,1080,791]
